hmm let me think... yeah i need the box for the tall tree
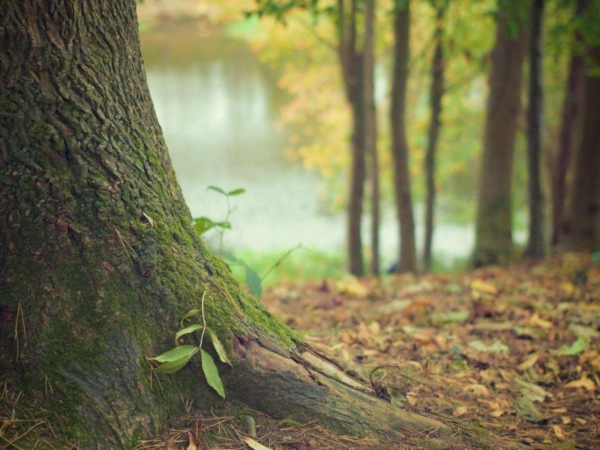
[552,0,586,248]
[337,0,367,276]
[390,0,417,273]
[524,0,546,258]
[0,0,449,447]
[473,1,527,267]
[423,0,448,272]
[364,0,380,275]
[561,45,600,250]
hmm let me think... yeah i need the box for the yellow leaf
[553,425,567,440]
[517,353,539,371]
[242,436,273,450]
[453,406,468,417]
[530,313,553,329]
[561,416,571,425]
[186,432,197,450]
[463,384,491,397]
[406,393,418,406]
[470,279,498,296]
[565,376,596,391]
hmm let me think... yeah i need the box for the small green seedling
[147,292,231,398]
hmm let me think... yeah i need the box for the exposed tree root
[225,335,456,446]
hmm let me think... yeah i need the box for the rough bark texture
[364,0,380,275]
[338,0,366,276]
[390,1,417,273]
[473,5,527,267]
[0,0,293,445]
[0,0,452,447]
[423,2,446,273]
[561,46,600,251]
[524,0,546,259]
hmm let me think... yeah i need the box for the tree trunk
[561,45,600,250]
[473,4,527,267]
[524,0,546,259]
[364,0,380,275]
[423,1,447,273]
[338,0,366,276]
[390,1,417,273]
[0,0,451,447]
[551,0,586,248]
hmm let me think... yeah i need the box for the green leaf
[213,220,232,230]
[591,252,600,263]
[194,217,216,235]
[154,351,196,374]
[207,328,232,366]
[227,188,246,196]
[149,345,198,363]
[207,185,227,196]
[175,324,203,343]
[557,337,587,356]
[181,308,201,324]
[222,253,241,264]
[245,264,263,299]
[201,349,225,398]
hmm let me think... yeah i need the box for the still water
[140,21,474,264]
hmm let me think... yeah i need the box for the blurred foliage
[139,0,600,228]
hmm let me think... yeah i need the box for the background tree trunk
[364,0,380,275]
[338,0,366,276]
[524,0,546,259]
[552,0,586,248]
[390,1,417,273]
[423,0,447,273]
[561,45,600,251]
[0,0,451,447]
[473,3,527,267]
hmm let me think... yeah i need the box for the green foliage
[194,185,299,298]
[147,295,230,398]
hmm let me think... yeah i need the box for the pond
[140,20,475,267]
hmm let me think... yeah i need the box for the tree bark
[338,0,366,276]
[561,45,600,251]
[390,1,417,273]
[364,0,380,275]
[0,0,451,447]
[524,0,546,259]
[423,1,447,273]
[551,0,586,248]
[473,3,527,267]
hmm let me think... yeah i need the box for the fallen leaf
[530,313,553,329]
[556,337,587,356]
[517,353,539,371]
[453,406,468,417]
[489,409,505,418]
[561,416,571,425]
[513,379,551,402]
[565,376,596,391]
[463,384,491,397]
[470,279,498,296]
[243,436,273,450]
[513,396,547,424]
[553,425,567,440]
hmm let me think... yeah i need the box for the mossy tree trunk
[473,1,527,267]
[0,0,450,448]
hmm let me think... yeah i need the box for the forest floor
[135,253,600,450]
